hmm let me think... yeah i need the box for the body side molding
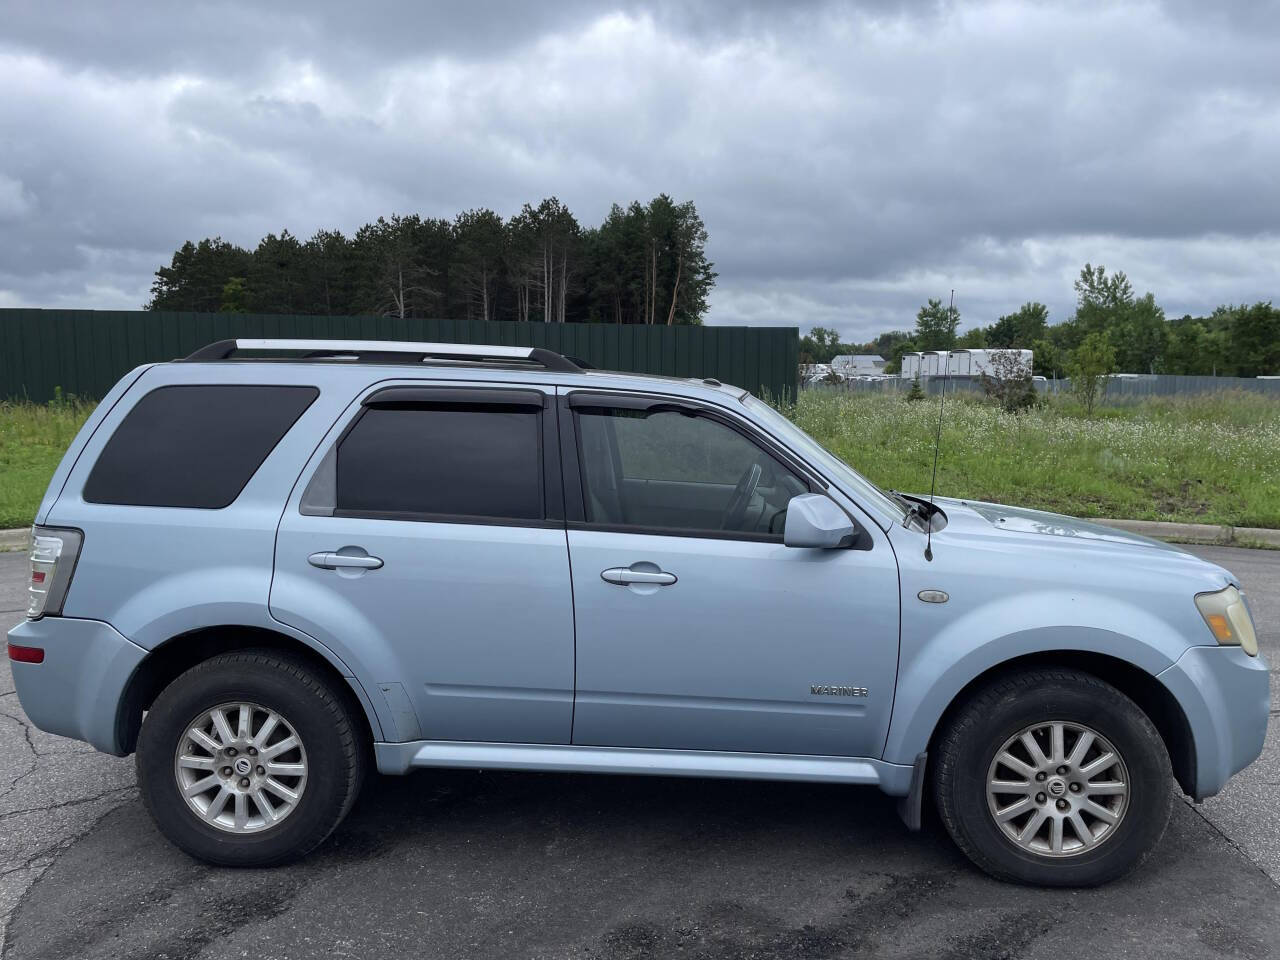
[374,740,915,793]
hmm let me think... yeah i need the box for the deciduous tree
[1225,302,1280,377]
[1067,331,1116,415]
[914,298,959,351]
[988,302,1049,348]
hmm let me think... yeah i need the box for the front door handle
[308,551,384,570]
[601,567,677,586]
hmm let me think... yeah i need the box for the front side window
[741,394,908,524]
[335,404,542,522]
[575,406,807,537]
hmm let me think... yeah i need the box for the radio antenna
[924,289,954,562]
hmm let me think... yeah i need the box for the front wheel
[136,650,366,867]
[933,668,1173,887]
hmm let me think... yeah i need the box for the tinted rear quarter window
[84,384,318,508]
[335,404,542,521]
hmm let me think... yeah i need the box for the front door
[562,390,900,758]
[271,382,575,745]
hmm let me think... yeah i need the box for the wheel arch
[115,624,384,756]
[921,650,1197,798]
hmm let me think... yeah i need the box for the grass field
[790,389,1280,530]
[1,390,1278,531]
[0,399,95,529]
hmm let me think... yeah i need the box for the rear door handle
[308,551,384,570]
[601,567,677,586]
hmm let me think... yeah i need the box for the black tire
[136,649,366,867]
[933,667,1173,887]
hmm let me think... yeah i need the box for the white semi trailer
[945,349,1033,377]
[898,348,1033,379]
[921,351,948,377]
[899,351,949,378]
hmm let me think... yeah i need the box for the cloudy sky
[2,0,1277,341]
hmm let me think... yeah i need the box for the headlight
[1194,585,1259,657]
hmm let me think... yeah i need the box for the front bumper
[7,616,147,756]
[1158,645,1270,800]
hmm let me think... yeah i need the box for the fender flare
[882,625,1180,767]
[115,612,391,748]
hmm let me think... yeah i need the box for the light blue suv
[8,339,1268,885]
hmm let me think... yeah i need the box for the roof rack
[181,338,583,373]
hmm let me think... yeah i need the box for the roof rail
[181,338,583,373]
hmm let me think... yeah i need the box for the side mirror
[783,493,856,549]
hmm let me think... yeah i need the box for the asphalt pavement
[0,544,1276,959]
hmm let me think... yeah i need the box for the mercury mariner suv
[9,339,1269,886]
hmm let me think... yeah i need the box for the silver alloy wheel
[986,720,1129,858]
[174,701,308,834]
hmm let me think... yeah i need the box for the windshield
[741,395,909,527]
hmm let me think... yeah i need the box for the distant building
[830,354,886,377]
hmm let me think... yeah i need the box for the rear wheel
[137,650,365,867]
[933,668,1172,886]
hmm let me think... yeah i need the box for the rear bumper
[1158,645,1270,800]
[7,616,146,756]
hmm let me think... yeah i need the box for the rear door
[270,381,575,745]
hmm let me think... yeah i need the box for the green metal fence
[0,309,799,403]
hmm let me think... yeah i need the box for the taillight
[26,526,83,619]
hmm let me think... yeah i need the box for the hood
[900,496,1238,596]
[934,497,1190,555]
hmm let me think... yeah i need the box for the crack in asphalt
[0,848,67,883]
[2,714,38,761]
[0,714,39,803]
[0,708,89,763]
[0,786,136,825]
[0,790,137,883]
[0,768,37,805]
[1184,797,1280,890]
[3,821,307,960]
[0,670,138,958]
[0,791,139,959]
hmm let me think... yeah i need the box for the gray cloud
[1,0,1277,340]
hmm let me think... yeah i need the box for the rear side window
[84,385,318,508]
[335,405,542,522]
